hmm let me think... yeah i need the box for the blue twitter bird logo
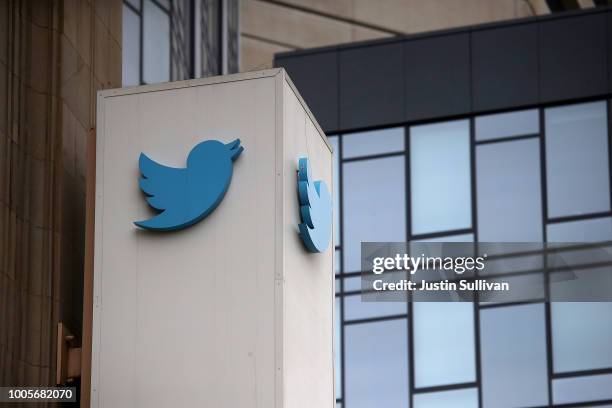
[297,157,332,253]
[134,139,244,231]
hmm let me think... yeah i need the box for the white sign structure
[92,69,334,408]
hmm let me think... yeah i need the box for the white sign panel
[92,69,334,408]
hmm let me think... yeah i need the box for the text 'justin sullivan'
[372,279,509,292]
[370,254,509,292]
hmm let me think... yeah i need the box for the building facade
[121,0,239,85]
[2,1,612,407]
[239,0,580,71]
[276,7,612,408]
[0,0,122,393]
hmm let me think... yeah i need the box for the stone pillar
[0,0,121,403]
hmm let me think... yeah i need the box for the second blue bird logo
[134,139,244,231]
[297,157,332,253]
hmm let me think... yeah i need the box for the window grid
[333,98,612,408]
[123,0,239,86]
[123,0,172,86]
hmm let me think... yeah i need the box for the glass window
[125,0,140,10]
[480,252,544,277]
[343,277,361,292]
[334,250,340,275]
[548,216,612,373]
[417,233,474,242]
[414,388,478,408]
[329,136,340,246]
[410,120,471,235]
[335,297,342,400]
[122,4,140,86]
[480,304,549,407]
[342,127,404,159]
[143,0,170,84]
[475,109,539,141]
[480,273,545,304]
[343,157,406,272]
[551,302,612,373]
[545,101,610,218]
[345,320,408,408]
[413,302,476,387]
[343,294,407,321]
[547,244,612,270]
[553,373,612,405]
[477,138,543,241]
[547,217,612,242]
[156,0,170,9]
[550,266,612,302]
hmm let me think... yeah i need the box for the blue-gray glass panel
[335,297,341,399]
[479,273,545,304]
[342,127,404,159]
[475,109,539,141]
[545,101,610,218]
[343,294,407,321]
[156,0,170,10]
[143,0,170,84]
[122,5,140,86]
[551,302,612,373]
[548,217,612,373]
[415,234,474,243]
[126,0,140,10]
[413,302,476,387]
[547,217,612,243]
[414,388,478,408]
[343,157,406,272]
[477,138,543,241]
[480,304,549,407]
[553,374,612,405]
[343,277,361,292]
[345,319,409,408]
[329,136,340,246]
[334,250,340,275]
[411,120,471,234]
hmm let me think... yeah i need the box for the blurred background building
[1,0,612,406]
